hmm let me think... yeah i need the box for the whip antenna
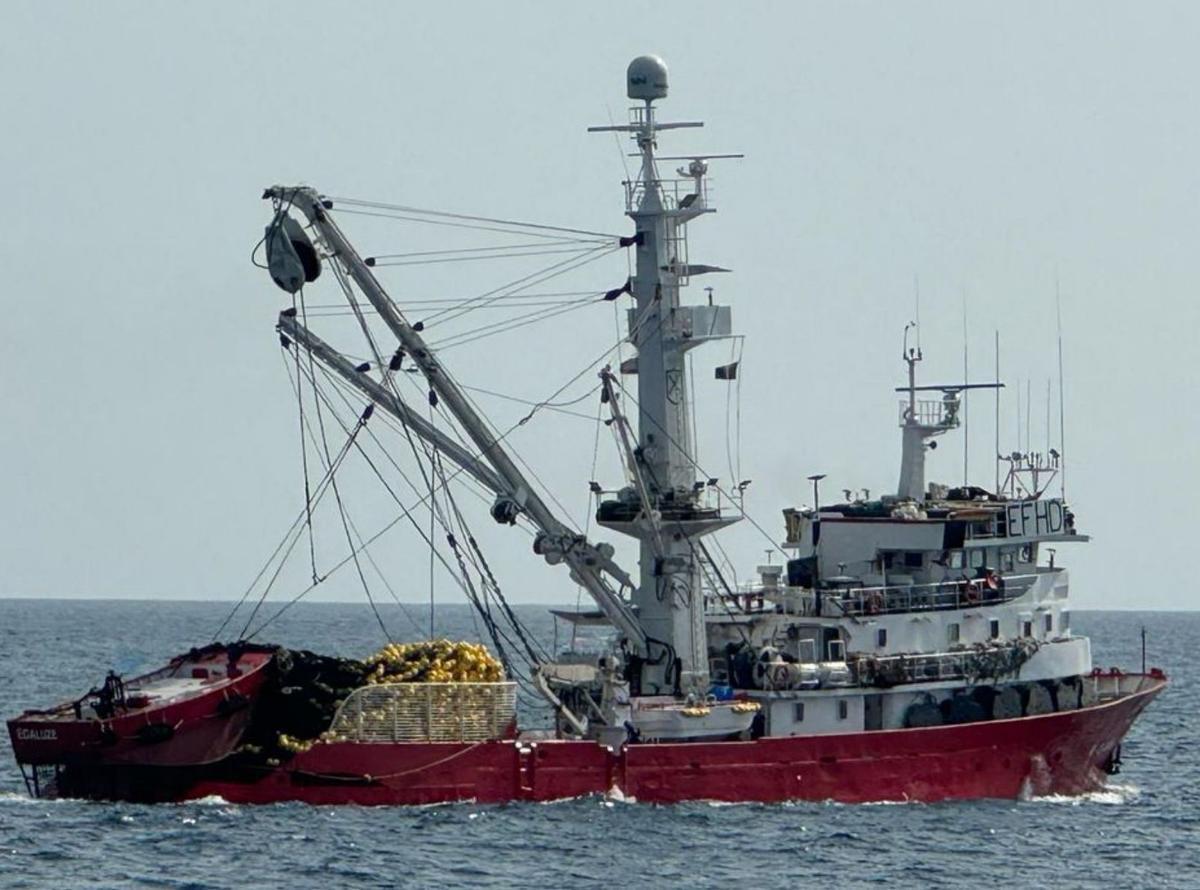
[994,330,1001,493]
[1056,277,1067,500]
[962,289,969,485]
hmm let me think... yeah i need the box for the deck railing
[708,573,1040,619]
[836,574,1038,617]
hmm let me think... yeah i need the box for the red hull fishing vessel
[15,668,1163,805]
[8,56,1165,804]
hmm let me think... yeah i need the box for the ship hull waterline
[25,673,1164,805]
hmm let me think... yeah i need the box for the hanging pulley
[265,211,321,293]
[490,495,521,526]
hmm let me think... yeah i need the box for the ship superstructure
[7,56,1165,805]
[701,344,1092,739]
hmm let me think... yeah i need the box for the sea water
[0,601,1195,889]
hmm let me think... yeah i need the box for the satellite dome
[627,55,668,101]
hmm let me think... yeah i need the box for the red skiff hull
[38,673,1164,805]
[8,645,274,769]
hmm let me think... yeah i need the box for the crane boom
[265,185,647,653]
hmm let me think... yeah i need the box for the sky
[2,2,1197,612]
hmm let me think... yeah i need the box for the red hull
[41,672,1165,805]
[8,645,274,768]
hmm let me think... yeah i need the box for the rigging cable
[320,255,535,658]
[429,296,601,351]
[248,360,512,643]
[286,355,427,642]
[291,291,319,584]
[422,244,622,329]
[367,244,607,268]
[214,347,372,640]
[327,195,620,241]
[442,462,548,665]
[572,397,606,652]
[458,382,600,422]
[238,401,368,639]
[298,290,393,643]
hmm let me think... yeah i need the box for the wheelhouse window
[837,700,848,720]
[1019,544,1034,564]
[969,549,985,569]
[1022,620,1033,637]
[947,622,960,644]
[793,702,805,722]
[876,628,887,648]
[1000,548,1015,572]
[1044,612,1054,634]
[904,551,923,569]
[989,618,1001,640]
[1062,611,1071,632]
[949,551,965,570]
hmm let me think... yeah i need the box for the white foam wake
[1031,783,1140,806]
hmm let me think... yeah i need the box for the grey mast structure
[589,56,739,698]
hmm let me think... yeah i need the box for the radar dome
[627,55,668,101]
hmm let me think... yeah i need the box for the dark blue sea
[0,601,1194,889]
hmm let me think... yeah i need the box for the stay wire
[210,497,310,643]
[238,401,366,639]
[327,195,620,240]
[327,253,463,563]
[317,362,502,528]
[333,207,602,243]
[421,243,621,328]
[368,242,604,261]
[459,382,600,422]
[302,296,595,318]
[301,359,477,598]
[572,397,606,651]
[322,218,628,545]
[290,366,427,638]
[328,268,503,649]
[439,461,547,666]
[430,297,600,352]
[368,244,607,268]
[430,454,523,674]
[247,361,490,641]
[292,291,319,583]
[297,292,394,643]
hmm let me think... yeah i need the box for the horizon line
[0,594,1194,613]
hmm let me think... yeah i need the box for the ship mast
[895,323,1003,500]
[589,57,738,696]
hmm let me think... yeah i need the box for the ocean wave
[1031,783,1140,806]
[0,791,69,806]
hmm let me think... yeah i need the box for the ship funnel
[627,55,668,101]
